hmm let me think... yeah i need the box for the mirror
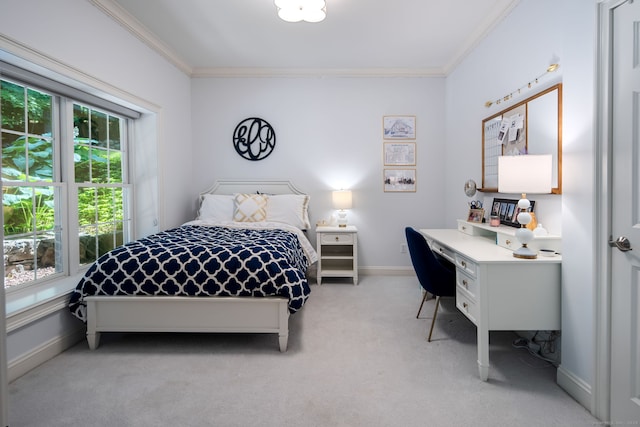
[481,83,562,194]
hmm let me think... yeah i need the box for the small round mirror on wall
[464,179,477,197]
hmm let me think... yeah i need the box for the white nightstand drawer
[321,233,354,245]
[455,254,477,278]
[456,270,478,300]
[456,288,478,325]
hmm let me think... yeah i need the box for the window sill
[6,274,83,332]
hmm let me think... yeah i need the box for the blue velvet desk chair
[405,227,456,342]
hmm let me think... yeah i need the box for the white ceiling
[94,0,519,77]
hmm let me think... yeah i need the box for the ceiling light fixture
[275,0,326,23]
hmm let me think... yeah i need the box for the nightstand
[316,225,358,285]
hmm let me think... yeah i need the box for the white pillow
[267,194,311,229]
[198,194,234,222]
[233,193,268,222]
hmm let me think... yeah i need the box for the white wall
[191,76,447,268]
[0,0,193,230]
[446,0,597,411]
[557,0,597,402]
[0,0,192,380]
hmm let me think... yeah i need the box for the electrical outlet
[401,244,408,253]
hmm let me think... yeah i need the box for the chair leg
[427,296,441,342]
[416,290,430,318]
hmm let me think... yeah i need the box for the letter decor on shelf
[233,117,276,161]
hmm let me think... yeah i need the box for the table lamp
[332,190,352,227]
[498,154,552,259]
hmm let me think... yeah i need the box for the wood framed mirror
[481,83,562,194]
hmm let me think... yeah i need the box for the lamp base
[513,244,537,259]
[337,210,348,227]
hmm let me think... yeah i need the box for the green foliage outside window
[2,135,123,235]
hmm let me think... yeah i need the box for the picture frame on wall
[384,169,416,192]
[383,115,416,139]
[383,142,416,166]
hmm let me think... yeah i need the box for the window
[72,103,129,268]
[1,77,132,291]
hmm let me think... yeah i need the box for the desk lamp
[498,155,552,259]
[332,190,352,227]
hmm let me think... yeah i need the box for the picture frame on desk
[492,197,535,228]
[467,208,485,223]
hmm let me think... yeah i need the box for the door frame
[594,0,630,421]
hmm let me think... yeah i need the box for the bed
[68,180,317,352]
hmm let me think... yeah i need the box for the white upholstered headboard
[200,179,306,197]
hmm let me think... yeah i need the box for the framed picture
[492,198,535,227]
[383,115,416,139]
[384,142,416,166]
[467,208,485,223]
[384,169,416,192]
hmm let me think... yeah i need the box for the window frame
[2,75,134,297]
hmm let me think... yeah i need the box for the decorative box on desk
[457,219,561,254]
[316,225,358,285]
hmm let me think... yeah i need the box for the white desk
[420,228,561,381]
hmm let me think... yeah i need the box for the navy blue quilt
[69,225,312,321]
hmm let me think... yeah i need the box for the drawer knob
[463,302,469,310]
[461,260,466,268]
[335,236,339,242]
[463,279,468,288]
[506,239,512,245]
[462,226,466,231]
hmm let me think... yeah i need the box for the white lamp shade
[332,190,352,210]
[498,154,553,194]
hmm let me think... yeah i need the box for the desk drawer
[496,232,517,251]
[429,241,455,264]
[456,270,478,300]
[456,288,478,325]
[457,221,476,235]
[455,254,477,278]
[320,233,354,245]
[457,220,494,237]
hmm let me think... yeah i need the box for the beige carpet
[8,276,599,426]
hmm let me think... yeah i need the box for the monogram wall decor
[232,117,276,161]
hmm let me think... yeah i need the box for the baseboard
[556,364,593,413]
[308,266,415,280]
[8,327,85,383]
[359,266,415,276]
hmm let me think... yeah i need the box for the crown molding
[442,0,520,74]
[191,67,446,78]
[90,0,192,76]
[91,0,519,79]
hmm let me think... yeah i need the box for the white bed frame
[84,179,308,352]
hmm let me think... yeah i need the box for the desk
[420,228,561,381]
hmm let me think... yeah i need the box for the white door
[611,0,640,422]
